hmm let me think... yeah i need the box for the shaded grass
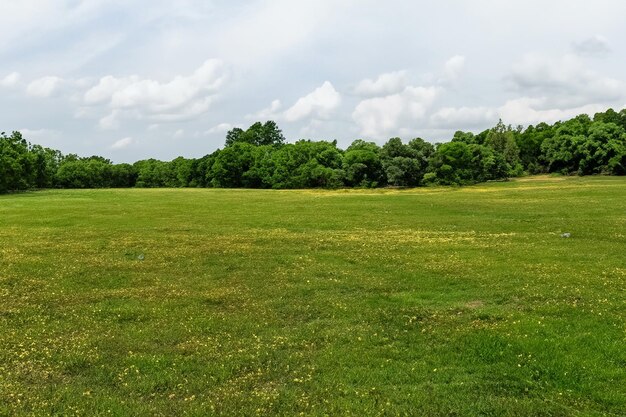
[0,176,625,416]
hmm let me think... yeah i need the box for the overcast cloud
[1,0,626,162]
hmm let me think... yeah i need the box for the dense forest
[1,108,625,194]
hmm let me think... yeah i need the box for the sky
[1,0,626,162]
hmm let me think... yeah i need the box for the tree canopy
[1,109,626,193]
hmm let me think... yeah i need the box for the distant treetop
[224,121,285,147]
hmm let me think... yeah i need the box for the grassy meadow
[0,176,625,416]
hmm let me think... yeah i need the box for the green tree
[171,157,195,187]
[210,142,259,188]
[224,121,285,147]
[111,163,137,187]
[577,122,626,175]
[30,145,62,188]
[342,140,384,187]
[55,157,113,188]
[425,141,473,185]
[593,108,626,130]
[266,140,343,189]
[516,123,554,174]
[134,159,177,188]
[0,131,36,192]
[380,137,433,186]
[451,131,477,145]
[485,120,522,176]
[540,115,592,174]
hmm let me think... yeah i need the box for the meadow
[0,176,624,416]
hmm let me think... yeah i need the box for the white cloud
[86,59,226,110]
[509,53,625,107]
[149,97,216,122]
[442,55,466,82]
[85,75,130,104]
[352,86,440,138]
[299,119,324,138]
[214,0,357,67]
[26,76,63,97]
[431,106,498,128]
[204,123,233,135]
[84,59,228,125]
[1,72,21,87]
[572,35,611,56]
[99,110,121,130]
[3,2,626,158]
[111,137,133,150]
[429,97,614,131]
[498,97,608,126]
[116,62,223,110]
[19,128,60,139]
[74,107,91,119]
[248,99,282,120]
[435,98,621,130]
[354,71,407,96]
[0,2,207,67]
[173,129,185,139]
[284,81,341,122]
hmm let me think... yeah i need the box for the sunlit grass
[1,176,625,416]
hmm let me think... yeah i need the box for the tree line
[1,109,625,194]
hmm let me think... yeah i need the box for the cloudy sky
[1,0,626,162]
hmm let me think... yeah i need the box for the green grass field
[1,177,625,416]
